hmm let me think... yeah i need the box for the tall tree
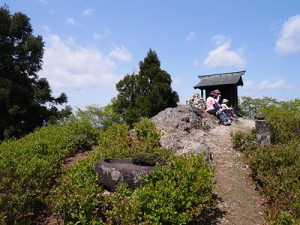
[113,49,179,124]
[0,5,70,139]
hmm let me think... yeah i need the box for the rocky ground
[152,105,267,225]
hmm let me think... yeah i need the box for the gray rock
[96,158,155,191]
[151,105,217,162]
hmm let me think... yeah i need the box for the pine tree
[0,5,70,139]
[113,49,179,124]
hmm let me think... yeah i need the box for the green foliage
[0,6,70,140]
[231,100,300,224]
[0,121,98,223]
[261,105,300,144]
[61,104,123,130]
[49,119,214,224]
[132,152,165,166]
[108,154,215,224]
[250,143,300,224]
[48,152,108,224]
[239,96,300,119]
[133,118,161,152]
[49,120,163,223]
[231,130,257,153]
[113,49,179,125]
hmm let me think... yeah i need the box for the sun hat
[222,98,229,103]
[214,89,221,94]
[209,90,216,97]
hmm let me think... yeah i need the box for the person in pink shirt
[206,91,231,125]
[206,91,217,115]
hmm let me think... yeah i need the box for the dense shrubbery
[0,121,98,224]
[261,106,300,144]
[250,143,300,224]
[50,118,215,224]
[232,99,300,224]
[108,155,214,224]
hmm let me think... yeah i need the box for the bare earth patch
[207,118,267,225]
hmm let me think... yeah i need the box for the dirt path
[207,118,266,225]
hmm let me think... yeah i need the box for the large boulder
[151,105,218,162]
[95,158,155,191]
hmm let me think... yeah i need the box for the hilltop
[151,105,266,225]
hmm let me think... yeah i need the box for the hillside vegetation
[0,119,215,224]
[0,121,98,223]
[232,97,300,224]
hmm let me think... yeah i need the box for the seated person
[221,99,237,119]
[206,91,217,115]
[206,92,231,125]
[214,89,221,105]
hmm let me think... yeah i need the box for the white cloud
[93,31,111,41]
[258,80,291,90]
[211,35,229,46]
[109,45,132,61]
[42,34,121,90]
[275,15,300,55]
[66,17,76,25]
[82,6,94,17]
[244,79,293,91]
[203,35,245,68]
[186,31,197,42]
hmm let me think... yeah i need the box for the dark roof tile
[194,70,245,88]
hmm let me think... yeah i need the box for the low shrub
[231,130,256,153]
[132,152,166,166]
[49,123,133,223]
[261,106,300,144]
[231,103,300,224]
[249,143,300,224]
[48,152,108,224]
[49,119,215,224]
[0,121,98,224]
[107,154,215,225]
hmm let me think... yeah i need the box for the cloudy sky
[5,0,300,109]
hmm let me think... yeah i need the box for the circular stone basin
[95,158,156,192]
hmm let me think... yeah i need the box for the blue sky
[4,0,300,109]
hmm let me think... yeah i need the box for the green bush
[261,106,300,144]
[0,121,98,224]
[49,120,166,223]
[231,102,300,224]
[49,123,133,223]
[108,154,215,224]
[132,152,166,166]
[231,130,256,153]
[48,152,108,224]
[49,119,215,224]
[249,143,300,224]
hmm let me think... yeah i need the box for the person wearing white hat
[221,99,237,120]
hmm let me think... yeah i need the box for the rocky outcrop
[151,105,218,162]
